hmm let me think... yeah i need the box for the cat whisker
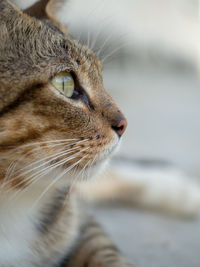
[67,154,91,198]
[73,155,97,196]
[96,31,116,58]
[76,0,106,46]
[5,161,18,183]
[79,156,92,181]
[31,147,89,184]
[12,138,80,151]
[14,146,81,180]
[9,148,89,201]
[101,42,129,63]
[87,30,91,49]
[7,143,68,177]
[69,154,97,198]
[86,154,98,181]
[3,139,82,179]
[2,138,90,192]
[13,138,89,175]
[1,147,74,190]
[90,17,113,51]
[6,147,86,192]
[97,30,129,60]
[31,155,87,209]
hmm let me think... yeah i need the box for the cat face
[0,0,127,188]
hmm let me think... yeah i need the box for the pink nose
[112,119,127,137]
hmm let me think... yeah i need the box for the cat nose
[112,119,127,137]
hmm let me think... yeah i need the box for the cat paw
[112,163,200,218]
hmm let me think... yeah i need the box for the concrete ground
[92,206,200,267]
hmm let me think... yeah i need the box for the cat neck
[0,169,78,266]
[0,168,73,214]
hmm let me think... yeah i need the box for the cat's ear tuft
[23,0,68,34]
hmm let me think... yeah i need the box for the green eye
[51,71,75,98]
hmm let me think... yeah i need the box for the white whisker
[15,138,89,175]
[90,19,108,51]
[3,139,90,189]
[101,42,128,63]
[96,33,114,58]
[67,155,90,197]
[14,146,82,178]
[31,155,87,209]
[86,153,98,181]
[10,147,89,199]
[12,138,80,151]
[2,139,85,187]
[8,143,66,176]
[87,30,91,49]
[8,147,87,193]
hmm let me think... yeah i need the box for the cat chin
[65,158,110,184]
[31,136,120,189]
[98,134,121,159]
[78,139,121,181]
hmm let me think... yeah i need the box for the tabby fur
[0,0,132,266]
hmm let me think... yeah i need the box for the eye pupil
[62,79,64,92]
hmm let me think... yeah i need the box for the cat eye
[51,71,76,98]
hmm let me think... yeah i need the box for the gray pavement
[92,206,200,267]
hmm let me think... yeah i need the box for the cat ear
[0,0,22,18]
[23,0,68,33]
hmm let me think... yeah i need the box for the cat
[1,0,200,266]
[0,0,133,266]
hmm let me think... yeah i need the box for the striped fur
[60,217,133,267]
[0,0,133,266]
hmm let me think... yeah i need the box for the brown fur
[0,0,132,266]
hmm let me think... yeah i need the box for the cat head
[0,0,127,189]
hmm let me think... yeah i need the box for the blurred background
[13,0,200,266]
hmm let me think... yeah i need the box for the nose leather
[111,118,127,137]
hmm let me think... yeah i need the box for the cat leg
[78,162,200,218]
[61,216,134,267]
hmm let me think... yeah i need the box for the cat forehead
[0,1,102,112]
[1,15,99,65]
[0,3,102,78]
